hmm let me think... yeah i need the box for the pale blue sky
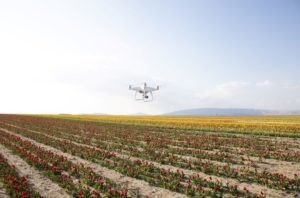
[0,0,299,114]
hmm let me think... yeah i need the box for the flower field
[41,115,300,136]
[0,114,299,197]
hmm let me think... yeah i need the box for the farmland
[0,114,299,197]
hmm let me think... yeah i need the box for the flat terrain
[43,114,300,136]
[0,114,299,197]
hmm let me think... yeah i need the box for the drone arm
[145,86,159,92]
[130,86,142,92]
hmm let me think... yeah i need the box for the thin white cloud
[284,83,300,91]
[256,80,271,86]
[191,81,300,110]
[194,81,251,100]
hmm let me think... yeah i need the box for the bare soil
[0,182,10,198]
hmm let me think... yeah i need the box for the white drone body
[129,82,159,102]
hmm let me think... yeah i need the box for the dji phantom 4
[129,82,159,102]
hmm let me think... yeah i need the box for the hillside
[164,108,300,116]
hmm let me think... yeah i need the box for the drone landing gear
[135,92,153,102]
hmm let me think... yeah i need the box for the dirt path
[0,143,70,198]
[259,136,300,145]
[1,128,294,198]
[0,182,10,198]
[0,128,187,198]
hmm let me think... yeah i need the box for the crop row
[1,119,299,191]
[7,123,298,192]
[1,115,299,196]
[0,116,298,163]
[1,125,297,197]
[0,128,258,197]
[0,115,294,150]
[32,114,300,136]
[42,114,300,137]
[0,122,243,165]
[0,131,128,197]
[0,123,248,167]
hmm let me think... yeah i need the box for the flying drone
[129,82,159,102]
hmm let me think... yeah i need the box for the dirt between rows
[1,128,295,198]
[0,128,186,198]
[0,143,70,198]
[0,182,10,198]
[259,136,300,145]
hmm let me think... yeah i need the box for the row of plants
[0,128,259,197]
[0,115,299,195]
[3,118,299,165]
[32,114,300,136]
[2,122,244,165]
[1,116,298,163]
[1,125,297,196]
[43,114,300,137]
[0,132,128,197]
[0,119,299,193]
[1,115,294,150]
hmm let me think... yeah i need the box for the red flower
[22,191,27,198]
[50,164,56,171]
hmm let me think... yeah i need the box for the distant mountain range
[163,108,300,116]
[70,108,300,116]
[130,112,149,116]
[79,113,108,115]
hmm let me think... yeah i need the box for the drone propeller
[156,83,165,90]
